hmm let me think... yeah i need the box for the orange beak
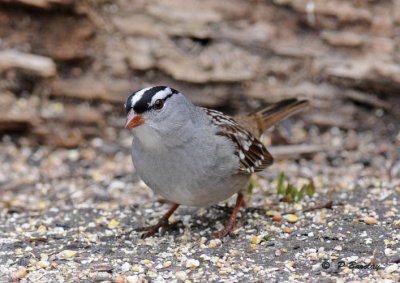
[125,110,144,128]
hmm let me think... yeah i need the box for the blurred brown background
[0,1,399,282]
[0,0,399,149]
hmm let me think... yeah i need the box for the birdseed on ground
[0,125,399,282]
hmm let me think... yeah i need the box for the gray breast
[131,127,249,206]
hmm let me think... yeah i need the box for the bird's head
[125,86,194,139]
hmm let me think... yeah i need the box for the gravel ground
[1,0,399,282]
[0,122,399,282]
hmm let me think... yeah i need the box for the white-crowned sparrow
[125,86,308,238]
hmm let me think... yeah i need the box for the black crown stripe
[125,86,178,114]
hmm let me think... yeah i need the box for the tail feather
[235,98,309,137]
[255,99,309,131]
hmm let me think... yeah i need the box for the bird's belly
[132,146,249,207]
[141,170,249,206]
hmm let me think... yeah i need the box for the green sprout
[276,172,315,203]
[247,177,256,197]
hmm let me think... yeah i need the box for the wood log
[269,144,327,159]
[0,50,56,78]
[0,115,37,132]
[0,0,74,9]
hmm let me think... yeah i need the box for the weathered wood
[341,90,391,110]
[269,144,327,159]
[305,114,356,130]
[0,0,397,147]
[0,115,37,132]
[51,78,108,100]
[0,0,74,9]
[0,51,56,78]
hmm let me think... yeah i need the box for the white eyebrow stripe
[150,87,172,105]
[130,87,152,108]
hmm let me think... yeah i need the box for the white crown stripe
[150,87,173,105]
[130,87,152,110]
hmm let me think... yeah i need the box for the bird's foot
[136,203,180,238]
[213,223,236,239]
[137,220,182,238]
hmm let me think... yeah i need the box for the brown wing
[203,108,273,174]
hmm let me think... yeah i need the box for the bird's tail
[255,98,309,131]
[236,98,309,137]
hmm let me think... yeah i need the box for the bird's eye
[154,99,164,110]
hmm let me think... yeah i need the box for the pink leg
[214,193,244,238]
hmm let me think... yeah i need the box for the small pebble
[208,239,222,248]
[176,271,187,281]
[57,250,77,259]
[36,261,50,268]
[132,265,144,272]
[272,214,282,222]
[286,214,298,223]
[37,225,47,232]
[384,264,398,274]
[342,267,352,274]
[121,262,131,272]
[186,259,200,268]
[108,218,119,229]
[363,216,377,225]
[14,268,27,280]
[251,235,264,245]
[126,275,139,283]
[266,210,279,216]
[229,249,241,257]
[384,248,397,256]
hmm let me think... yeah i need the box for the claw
[136,203,180,238]
[139,220,183,238]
